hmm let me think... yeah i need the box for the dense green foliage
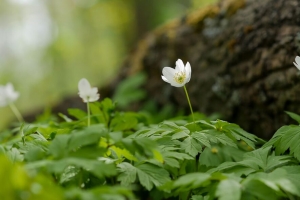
[2,94,300,200]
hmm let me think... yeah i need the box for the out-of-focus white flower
[78,78,100,103]
[161,59,191,87]
[0,83,19,107]
[294,56,300,70]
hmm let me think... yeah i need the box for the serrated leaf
[160,147,193,168]
[181,136,203,157]
[118,162,170,190]
[263,126,291,148]
[164,157,180,168]
[172,131,189,140]
[136,163,170,190]
[263,125,300,161]
[110,146,137,161]
[208,147,295,174]
[117,162,137,186]
[192,132,211,148]
[161,121,180,129]
[216,179,241,200]
[204,130,237,148]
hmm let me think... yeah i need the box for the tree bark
[117,0,300,139]
[25,0,300,139]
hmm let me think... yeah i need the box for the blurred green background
[0,0,216,129]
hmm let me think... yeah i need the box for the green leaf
[110,113,138,131]
[216,179,241,200]
[65,186,134,200]
[172,131,189,140]
[192,132,211,148]
[6,148,23,162]
[48,158,116,179]
[137,163,170,191]
[281,166,300,192]
[202,129,238,148]
[243,179,280,200]
[285,111,300,123]
[264,125,300,161]
[160,147,193,168]
[117,162,170,191]
[68,108,87,120]
[48,134,70,159]
[113,72,147,108]
[117,162,137,186]
[266,168,300,196]
[67,125,107,151]
[191,195,204,200]
[164,172,211,192]
[215,134,238,148]
[24,147,46,162]
[212,120,258,149]
[242,168,300,199]
[122,137,157,157]
[181,136,203,157]
[208,147,294,174]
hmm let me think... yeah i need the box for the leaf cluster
[1,100,300,200]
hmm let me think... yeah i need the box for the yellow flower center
[174,72,186,84]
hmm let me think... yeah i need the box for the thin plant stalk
[183,85,195,123]
[87,101,90,127]
[9,103,24,123]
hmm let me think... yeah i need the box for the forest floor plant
[1,57,300,199]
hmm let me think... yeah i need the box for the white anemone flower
[0,83,19,107]
[161,59,191,87]
[294,56,300,70]
[78,78,100,103]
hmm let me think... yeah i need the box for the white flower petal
[161,75,170,83]
[78,78,91,93]
[161,59,192,87]
[175,59,185,72]
[78,78,100,102]
[294,62,300,70]
[170,81,185,87]
[162,67,176,82]
[89,93,100,102]
[0,83,19,107]
[296,56,300,65]
[185,62,191,83]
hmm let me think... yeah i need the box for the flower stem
[9,103,24,123]
[87,101,90,127]
[183,85,195,123]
